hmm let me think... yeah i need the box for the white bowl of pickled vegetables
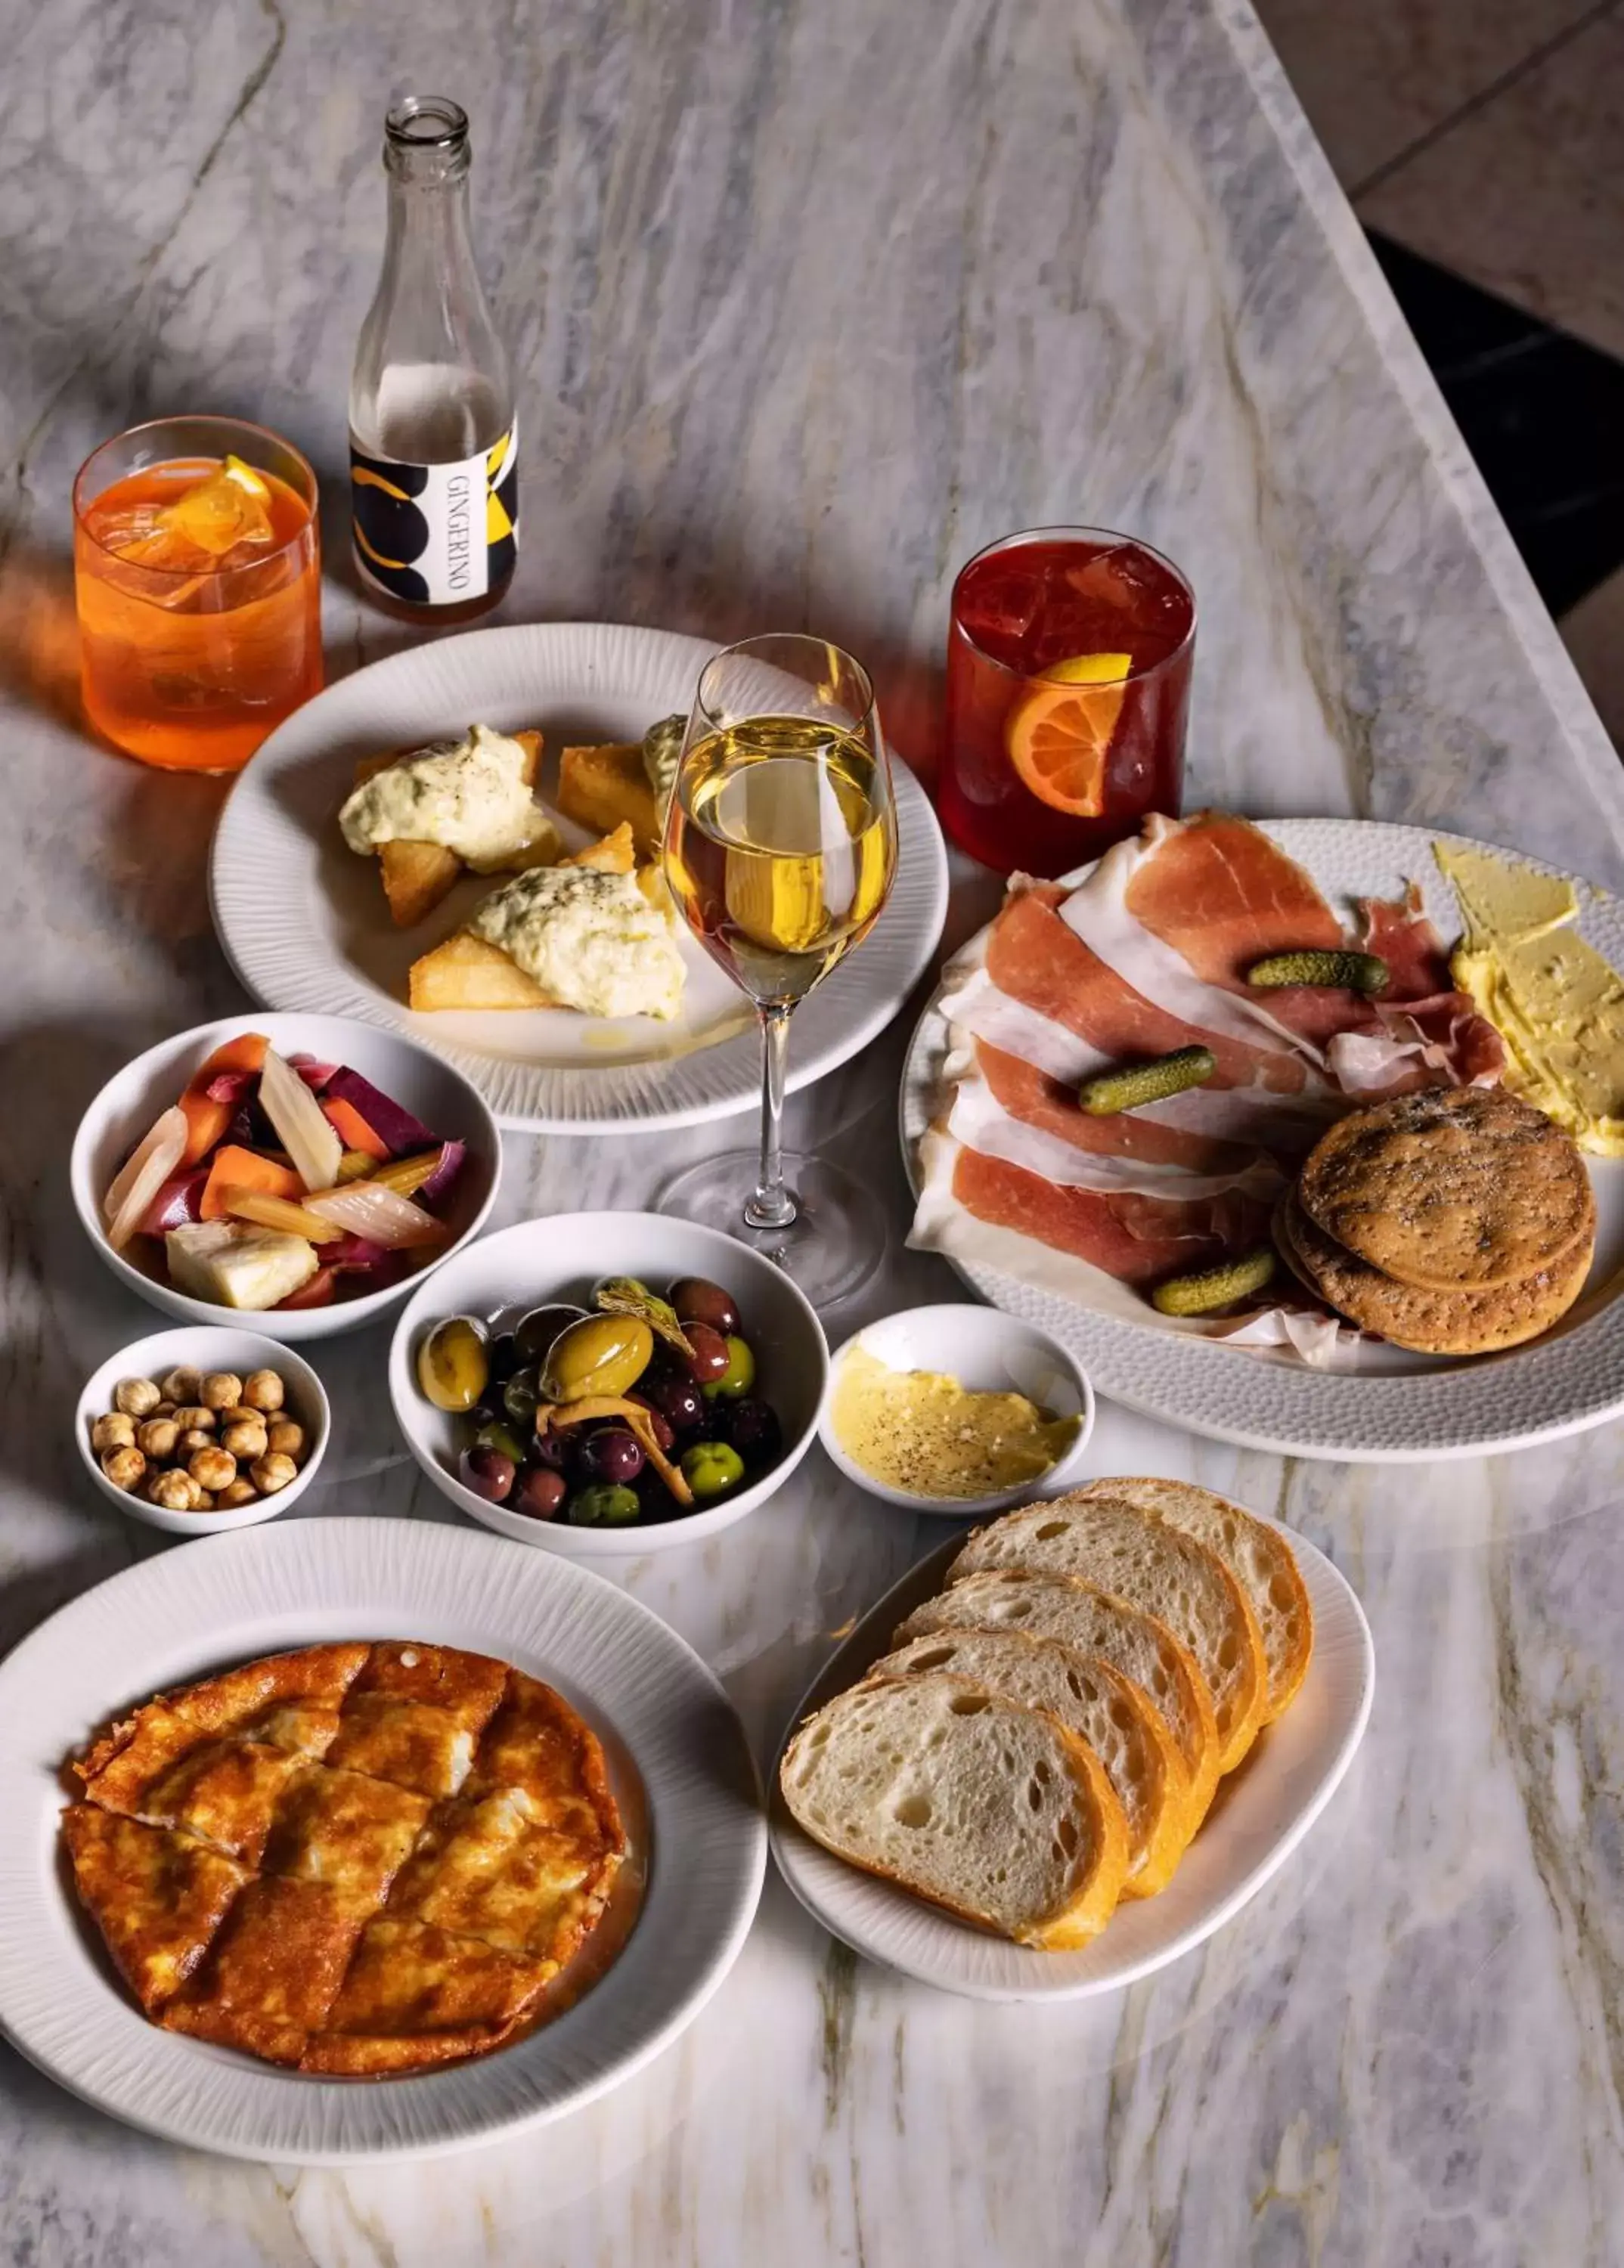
[70,1015,500,1341]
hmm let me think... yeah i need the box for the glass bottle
[349,94,516,621]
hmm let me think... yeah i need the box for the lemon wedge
[1040,651,1132,685]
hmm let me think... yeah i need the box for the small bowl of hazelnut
[75,1327,330,1533]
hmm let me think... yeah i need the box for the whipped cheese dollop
[469,865,686,1021]
[339,724,555,870]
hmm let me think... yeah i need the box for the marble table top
[5,0,1624,2260]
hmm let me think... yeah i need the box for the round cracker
[1279,1185,1592,1355]
[1298,1087,1593,1290]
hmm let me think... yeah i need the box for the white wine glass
[660,634,899,1306]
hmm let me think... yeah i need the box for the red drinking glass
[940,525,1195,876]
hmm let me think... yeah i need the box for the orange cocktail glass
[73,416,323,773]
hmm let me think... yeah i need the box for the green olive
[568,1482,642,1526]
[702,1334,756,1402]
[502,1366,541,1427]
[475,1418,528,1466]
[541,1314,654,1404]
[680,1440,746,1500]
[417,1316,490,1413]
[513,1303,588,1366]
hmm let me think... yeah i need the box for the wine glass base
[656,1153,888,1310]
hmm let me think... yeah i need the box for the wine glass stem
[745,1002,797,1232]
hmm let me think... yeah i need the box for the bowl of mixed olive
[386,1213,828,1555]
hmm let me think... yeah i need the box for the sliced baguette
[1074,1478,1313,1720]
[895,1571,1217,1831]
[869,1628,1185,1898]
[779,1674,1130,1948]
[950,1497,1268,1774]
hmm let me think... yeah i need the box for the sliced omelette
[65,1641,628,2074]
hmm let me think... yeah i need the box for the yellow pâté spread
[831,1344,1080,1499]
[1436,841,1624,1155]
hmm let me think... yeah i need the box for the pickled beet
[669,1275,741,1337]
[576,1427,645,1486]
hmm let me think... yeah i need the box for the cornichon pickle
[1077,1046,1216,1117]
[541,1313,655,1404]
[417,1316,490,1412]
[1150,1247,1278,1316]
[1245,950,1388,996]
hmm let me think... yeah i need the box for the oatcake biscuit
[1278,1185,1592,1355]
[1298,1088,1593,1291]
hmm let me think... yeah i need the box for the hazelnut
[266,1418,306,1464]
[243,1368,285,1414]
[178,1427,214,1459]
[149,1469,203,1512]
[113,1376,161,1418]
[249,1452,299,1495]
[213,1478,259,1509]
[160,1366,202,1406]
[171,1405,215,1434]
[91,1412,136,1455]
[100,1446,147,1492]
[200,1371,243,1412]
[136,1417,181,1461]
[189,1446,237,1493]
[222,1417,268,1461]
[152,1401,177,1420]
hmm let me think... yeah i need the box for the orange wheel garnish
[1004,657,1130,816]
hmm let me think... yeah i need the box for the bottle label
[350,423,517,608]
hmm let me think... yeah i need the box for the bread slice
[557,743,661,857]
[1074,1478,1313,1720]
[869,1629,1185,1898]
[779,1674,1130,1948]
[895,1571,1217,1832]
[950,1497,1268,1774]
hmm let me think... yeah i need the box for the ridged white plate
[902,818,1624,1461]
[210,622,948,1132]
[770,1516,1372,2000]
[0,1520,764,2162]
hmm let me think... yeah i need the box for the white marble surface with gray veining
[4,0,1624,2260]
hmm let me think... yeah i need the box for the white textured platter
[210,622,949,1132]
[770,1518,1372,2000]
[903,818,1624,1461]
[0,1520,764,2164]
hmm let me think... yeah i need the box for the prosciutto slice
[943,1142,1272,1285]
[948,1046,1288,1201]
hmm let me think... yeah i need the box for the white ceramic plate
[902,819,1624,1461]
[0,1520,764,2162]
[389,1212,828,1559]
[210,622,949,1132]
[770,1516,1372,2000]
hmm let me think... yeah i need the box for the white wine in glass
[661,637,898,1305]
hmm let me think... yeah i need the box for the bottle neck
[382,160,479,316]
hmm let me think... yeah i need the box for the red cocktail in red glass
[940,526,1195,876]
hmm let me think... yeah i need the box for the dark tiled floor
[1368,232,1624,616]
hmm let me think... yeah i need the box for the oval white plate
[210,622,949,1132]
[902,818,1624,1461]
[0,1520,764,2162]
[388,1211,828,1559]
[770,1516,1372,2000]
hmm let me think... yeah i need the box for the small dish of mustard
[818,1305,1094,1516]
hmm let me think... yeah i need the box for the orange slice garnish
[1005,652,1131,816]
[119,456,275,568]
